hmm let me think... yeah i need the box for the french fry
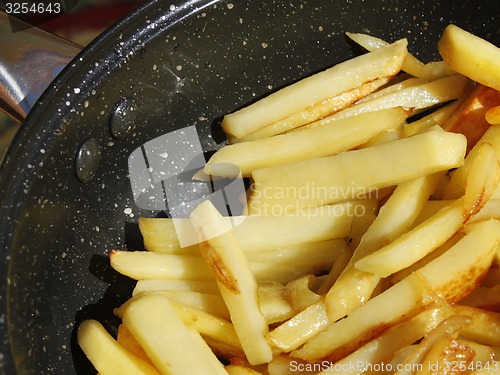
[139,216,196,254]
[139,202,366,252]
[299,75,469,128]
[249,131,466,213]
[354,77,424,104]
[388,233,464,286]
[353,197,467,278]
[189,200,273,365]
[346,32,454,81]
[441,84,500,152]
[169,300,243,354]
[111,241,346,285]
[439,24,500,92]
[115,290,230,320]
[443,125,500,200]
[205,107,409,177]
[244,239,347,264]
[416,219,500,303]
[486,105,500,125]
[258,282,296,324]
[259,276,323,324]
[267,299,331,352]
[453,305,500,346]
[117,324,155,367]
[221,39,408,138]
[122,294,228,375]
[77,319,161,375]
[231,78,390,142]
[132,279,220,295]
[110,250,213,281]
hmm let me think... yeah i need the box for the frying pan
[0,0,499,373]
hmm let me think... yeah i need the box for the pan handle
[0,11,82,122]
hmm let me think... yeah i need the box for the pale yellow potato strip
[221,39,407,138]
[190,200,273,365]
[170,300,243,351]
[140,202,363,252]
[132,279,220,296]
[205,107,409,177]
[249,131,466,212]
[346,32,454,81]
[439,24,500,91]
[232,78,389,142]
[244,239,346,264]
[299,75,469,129]
[444,125,500,200]
[110,250,213,281]
[122,294,228,375]
[354,77,424,104]
[258,282,296,324]
[77,319,161,375]
[486,105,500,125]
[354,198,466,278]
[111,244,345,286]
[139,216,200,254]
[114,290,230,321]
[453,305,500,346]
[267,299,329,352]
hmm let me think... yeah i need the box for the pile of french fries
[78,24,500,375]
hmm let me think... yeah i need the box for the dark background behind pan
[0,0,499,373]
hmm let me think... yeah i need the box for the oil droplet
[75,138,101,182]
[110,97,137,139]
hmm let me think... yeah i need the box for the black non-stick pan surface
[0,0,499,373]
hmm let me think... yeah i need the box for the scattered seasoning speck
[176,65,182,71]
[227,3,234,9]
[74,88,80,94]
[261,42,268,48]
[169,4,175,10]
[124,207,132,215]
